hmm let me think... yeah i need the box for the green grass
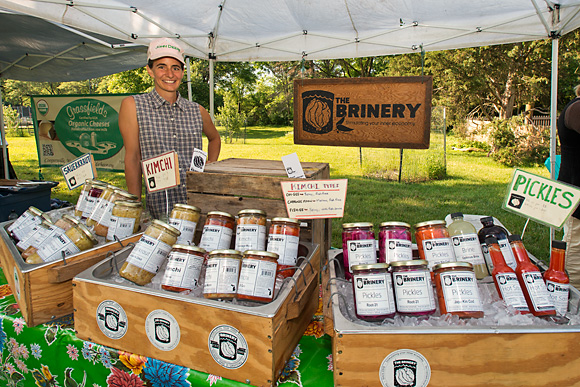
[6,127,560,262]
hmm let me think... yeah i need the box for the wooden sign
[141,151,180,193]
[294,76,432,149]
[60,153,96,190]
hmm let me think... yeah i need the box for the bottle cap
[485,236,498,245]
[552,240,567,250]
[450,212,464,219]
[507,234,521,242]
[480,216,494,225]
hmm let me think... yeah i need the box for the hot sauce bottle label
[386,239,413,262]
[107,216,137,240]
[451,234,485,265]
[545,280,569,315]
[163,251,204,289]
[353,272,396,316]
[169,218,197,245]
[203,258,240,295]
[235,225,267,251]
[267,234,299,265]
[497,238,517,269]
[421,238,455,269]
[346,239,376,272]
[522,271,555,312]
[126,234,172,274]
[393,272,436,313]
[238,260,277,298]
[199,225,233,251]
[481,243,494,272]
[439,271,483,312]
[494,272,528,311]
[36,233,81,263]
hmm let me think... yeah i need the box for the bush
[2,105,20,135]
[426,153,447,180]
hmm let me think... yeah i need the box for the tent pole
[0,85,10,180]
[550,37,559,241]
[209,57,215,121]
[186,57,192,102]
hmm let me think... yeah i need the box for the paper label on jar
[16,223,46,250]
[545,280,569,315]
[421,238,455,269]
[385,239,413,263]
[451,234,485,265]
[353,272,396,316]
[107,216,137,241]
[498,238,517,270]
[10,214,42,241]
[8,211,37,233]
[346,239,376,272]
[162,251,205,289]
[75,190,88,214]
[36,233,81,263]
[89,197,108,223]
[126,234,173,274]
[203,258,241,295]
[235,224,267,252]
[169,218,197,245]
[439,271,483,313]
[494,272,528,311]
[267,234,299,266]
[238,259,277,299]
[522,271,555,312]
[92,199,115,227]
[393,272,436,313]
[17,224,63,251]
[199,225,233,251]
[82,195,99,218]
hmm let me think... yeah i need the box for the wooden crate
[186,158,332,263]
[73,242,320,387]
[324,249,580,387]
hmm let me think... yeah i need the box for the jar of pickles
[93,189,139,237]
[106,201,143,242]
[86,184,117,227]
[414,220,456,271]
[21,215,80,259]
[203,249,242,300]
[26,223,98,264]
[351,263,396,321]
[235,209,267,252]
[342,222,376,279]
[119,220,180,285]
[433,262,484,318]
[237,250,279,303]
[378,222,413,264]
[390,260,436,316]
[267,217,301,278]
[168,203,201,245]
[160,244,207,293]
[199,211,235,252]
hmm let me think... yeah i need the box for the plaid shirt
[134,89,203,219]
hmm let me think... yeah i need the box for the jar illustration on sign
[154,318,171,344]
[302,90,334,134]
[104,307,120,332]
[219,332,238,361]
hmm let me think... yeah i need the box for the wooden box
[0,208,142,326]
[323,248,580,387]
[187,158,332,262]
[73,242,320,387]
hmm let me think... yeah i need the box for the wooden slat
[205,159,328,179]
[188,172,286,198]
[187,193,287,218]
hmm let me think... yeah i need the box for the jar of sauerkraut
[160,244,207,293]
[235,209,267,252]
[119,220,180,285]
[168,203,201,245]
[8,206,48,242]
[86,184,117,227]
[16,220,54,252]
[93,189,139,237]
[267,217,301,278]
[203,249,242,300]
[74,179,92,218]
[81,180,108,219]
[26,222,97,264]
[106,201,143,242]
[198,211,235,252]
[21,215,80,259]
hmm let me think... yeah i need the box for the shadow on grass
[218,126,290,140]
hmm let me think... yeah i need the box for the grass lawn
[5,126,560,262]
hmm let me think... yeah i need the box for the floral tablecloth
[0,268,333,387]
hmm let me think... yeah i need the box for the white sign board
[281,153,306,179]
[281,179,348,219]
[60,153,96,190]
[141,151,180,193]
[189,148,207,172]
[503,169,580,229]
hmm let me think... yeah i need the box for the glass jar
[8,206,48,242]
[22,215,80,259]
[168,203,201,245]
[352,263,396,321]
[237,250,279,303]
[26,222,97,264]
[93,189,139,237]
[16,220,54,252]
[235,209,268,252]
[203,249,242,300]
[160,244,207,293]
[390,260,436,316]
[74,179,92,218]
[342,222,376,279]
[378,222,413,264]
[86,184,117,227]
[119,220,180,286]
[81,180,108,219]
[267,217,301,278]
[198,211,235,252]
[106,201,143,242]
[414,220,456,271]
[433,262,484,318]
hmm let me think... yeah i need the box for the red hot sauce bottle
[508,235,556,317]
[543,240,570,316]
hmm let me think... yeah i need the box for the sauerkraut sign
[294,77,432,148]
[31,94,129,171]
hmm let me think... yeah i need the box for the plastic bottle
[543,240,569,316]
[447,212,489,279]
[485,237,529,313]
[478,216,517,272]
[508,235,556,317]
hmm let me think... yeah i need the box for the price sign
[141,151,180,193]
[281,179,348,219]
[60,153,96,190]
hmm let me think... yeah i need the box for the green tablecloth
[0,268,333,387]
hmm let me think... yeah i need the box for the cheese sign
[503,169,580,229]
[141,151,180,193]
[281,179,348,219]
[60,153,96,190]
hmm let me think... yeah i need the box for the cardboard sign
[60,153,96,190]
[189,148,207,172]
[141,151,180,193]
[281,179,348,219]
[293,76,432,149]
[503,169,580,229]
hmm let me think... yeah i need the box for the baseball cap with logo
[147,37,185,65]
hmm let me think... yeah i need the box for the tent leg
[186,57,192,102]
[0,85,10,180]
[550,37,559,241]
[209,58,215,121]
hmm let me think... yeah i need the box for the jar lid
[208,249,243,258]
[174,203,201,213]
[113,200,142,208]
[379,221,410,228]
[414,220,446,229]
[433,261,473,271]
[151,219,181,237]
[243,250,279,260]
[61,214,80,225]
[40,220,54,227]
[351,263,390,271]
[342,222,373,229]
[172,244,206,254]
[480,216,494,224]
[271,217,301,225]
[552,240,567,250]
[390,259,429,268]
[113,189,140,202]
[90,181,108,190]
[207,210,234,219]
[28,206,44,216]
[238,209,267,216]
[450,212,464,219]
[76,222,98,245]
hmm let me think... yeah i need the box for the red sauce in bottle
[543,240,569,316]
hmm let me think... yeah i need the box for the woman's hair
[575,84,580,97]
[147,59,184,70]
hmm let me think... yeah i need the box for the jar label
[170,218,197,245]
[204,258,241,295]
[385,239,413,263]
[18,224,64,251]
[421,238,455,269]
[199,225,233,251]
[522,271,555,312]
[235,224,267,251]
[498,238,517,269]
[353,272,396,316]
[346,239,376,272]
[237,259,277,299]
[494,272,528,311]
[8,211,36,233]
[75,190,88,214]
[545,280,569,315]
[10,214,42,241]
[393,272,436,313]
[36,233,81,263]
[162,251,205,289]
[126,234,173,274]
[89,196,109,223]
[107,216,137,241]
[94,199,115,227]
[451,234,485,265]
[82,195,98,218]
[267,234,299,266]
[439,271,483,313]
[480,243,494,272]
